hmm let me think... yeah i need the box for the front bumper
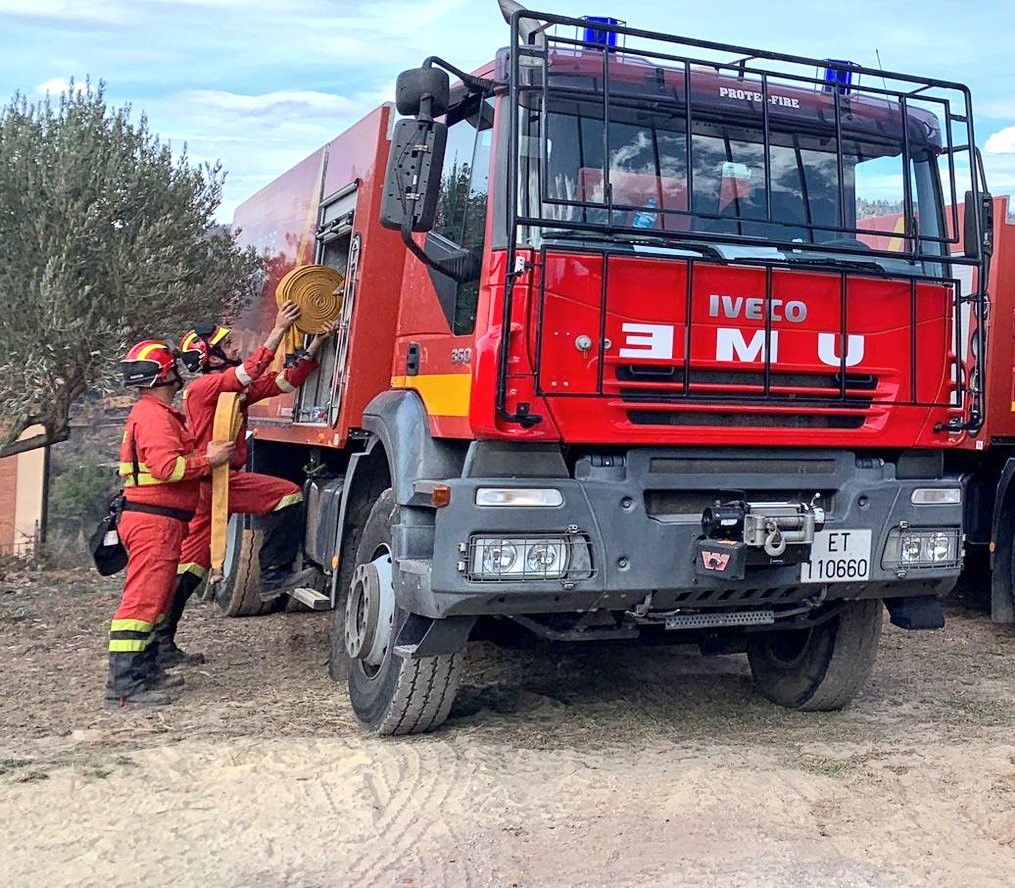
[396,448,963,619]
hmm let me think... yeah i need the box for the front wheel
[747,599,883,711]
[337,489,462,735]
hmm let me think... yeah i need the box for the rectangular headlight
[882,527,960,569]
[911,488,962,505]
[467,535,592,581]
[475,487,563,507]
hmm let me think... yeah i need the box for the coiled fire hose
[274,264,345,358]
[208,391,244,585]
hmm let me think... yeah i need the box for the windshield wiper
[541,230,728,262]
[628,238,729,262]
[779,255,892,276]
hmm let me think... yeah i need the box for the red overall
[176,347,318,579]
[108,394,210,654]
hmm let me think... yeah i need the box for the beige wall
[0,425,46,556]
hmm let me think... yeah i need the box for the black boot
[142,640,185,689]
[257,501,320,601]
[103,651,171,709]
[155,573,206,667]
[259,566,321,602]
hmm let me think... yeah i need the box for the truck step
[664,610,775,630]
[288,586,332,611]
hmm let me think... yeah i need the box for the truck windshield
[516,65,949,273]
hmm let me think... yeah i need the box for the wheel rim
[355,655,382,681]
[222,514,239,580]
[345,543,394,680]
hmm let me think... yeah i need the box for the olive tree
[0,79,263,456]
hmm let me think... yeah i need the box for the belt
[121,501,195,523]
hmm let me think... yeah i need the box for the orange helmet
[121,340,181,388]
[180,322,237,373]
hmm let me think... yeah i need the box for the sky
[2,0,1015,222]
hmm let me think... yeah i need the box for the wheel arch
[331,389,467,602]
[359,389,468,507]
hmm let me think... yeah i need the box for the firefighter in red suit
[154,302,336,664]
[105,341,234,708]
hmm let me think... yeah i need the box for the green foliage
[434,160,488,334]
[48,464,118,528]
[0,79,263,452]
[856,198,904,220]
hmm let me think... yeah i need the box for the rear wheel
[747,599,883,711]
[215,515,279,617]
[338,489,462,735]
[993,515,1015,623]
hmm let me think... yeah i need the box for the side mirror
[380,118,447,233]
[395,67,450,119]
[964,189,994,258]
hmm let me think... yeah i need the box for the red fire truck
[223,4,1000,734]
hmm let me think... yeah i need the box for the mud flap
[884,595,945,630]
[393,614,476,659]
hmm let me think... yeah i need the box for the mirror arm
[417,95,435,125]
[421,56,495,95]
[398,218,479,283]
[400,215,434,266]
[434,248,481,283]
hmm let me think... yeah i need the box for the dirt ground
[1,569,1013,888]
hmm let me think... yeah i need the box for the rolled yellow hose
[209,391,243,583]
[275,264,345,356]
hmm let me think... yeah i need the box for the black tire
[215,515,279,618]
[747,599,883,711]
[989,509,1015,624]
[340,489,462,735]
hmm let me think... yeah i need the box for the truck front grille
[626,410,867,429]
[613,367,877,430]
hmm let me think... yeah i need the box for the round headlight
[926,533,952,562]
[901,535,923,562]
[482,542,517,574]
[526,541,560,573]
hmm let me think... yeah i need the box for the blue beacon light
[581,16,622,47]
[822,60,854,95]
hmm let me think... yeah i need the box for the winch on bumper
[696,497,825,578]
[399,448,964,620]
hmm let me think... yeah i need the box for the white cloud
[150,85,392,220]
[0,0,106,12]
[35,77,71,96]
[148,0,287,6]
[359,0,472,30]
[0,0,129,27]
[8,0,1015,221]
[975,98,1015,120]
[180,89,365,116]
[982,152,1015,201]
[986,127,1015,155]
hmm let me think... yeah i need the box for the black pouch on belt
[89,492,127,576]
